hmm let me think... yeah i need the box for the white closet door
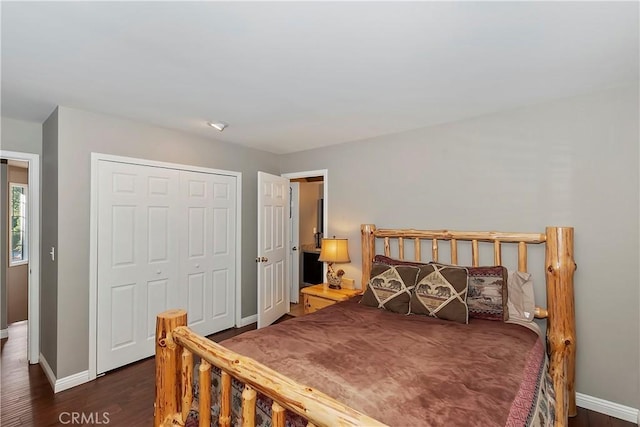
[179,170,236,336]
[97,161,180,374]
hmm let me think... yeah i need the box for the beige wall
[47,106,280,378]
[1,116,43,155]
[42,109,59,373]
[6,165,28,324]
[299,182,323,246]
[281,85,640,408]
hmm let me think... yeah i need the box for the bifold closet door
[179,171,236,337]
[97,161,180,374]
[97,161,237,374]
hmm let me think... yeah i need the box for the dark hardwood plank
[1,320,255,426]
[568,407,638,427]
[2,319,635,426]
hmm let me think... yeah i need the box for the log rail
[154,309,384,427]
[361,224,576,427]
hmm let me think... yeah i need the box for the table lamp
[318,238,350,289]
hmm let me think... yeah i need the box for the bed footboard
[154,309,385,427]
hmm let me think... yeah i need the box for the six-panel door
[96,160,236,374]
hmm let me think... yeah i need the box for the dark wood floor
[1,319,636,426]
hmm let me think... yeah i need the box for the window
[9,183,28,266]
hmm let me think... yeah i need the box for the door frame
[0,150,40,364]
[88,153,242,381]
[281,169,329,295]
[288,182,300,303]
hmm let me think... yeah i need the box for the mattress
[188,297,554,426]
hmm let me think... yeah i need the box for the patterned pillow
[360,263,418,314]
[410,263,469,323]
[466,265,509,321]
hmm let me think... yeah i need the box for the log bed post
[155,309,187,427]
[361,224,376,291]
[545,227,577,420]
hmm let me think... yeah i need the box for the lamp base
[326,263,342,289]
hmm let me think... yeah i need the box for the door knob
[292,246,298,251]
[255,257,269,263]
[156,270,161,275]
[195,264,200,268]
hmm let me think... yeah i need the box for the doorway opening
[281,170,328,317]
[0,150,40,365]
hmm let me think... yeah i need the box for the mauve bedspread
[193,297,554,426]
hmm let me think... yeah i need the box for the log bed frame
[155,224,576,427]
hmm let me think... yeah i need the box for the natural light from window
[10,182,28,266]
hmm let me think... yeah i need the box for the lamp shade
[318,238,351,263]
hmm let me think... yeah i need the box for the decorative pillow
[507,270,536,323]
[373,254,429,267]
[360,263,418,314]
[466,265,509,321]
[410,263,469,324]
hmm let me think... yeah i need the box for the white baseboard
[55,370,90,393]
[0,329,7,339]
[38,353,91,393]
[576,392,639,424]
[38,352,57,391]
[239,314,257,327]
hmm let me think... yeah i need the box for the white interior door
[180,170,236,336]
[257,172,289,328]
[289,182,300,303]
[97,161,180,374]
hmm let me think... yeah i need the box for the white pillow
[507,270,535,322]
[506,270,541,335]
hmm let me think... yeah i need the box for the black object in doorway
[302,252,323,285]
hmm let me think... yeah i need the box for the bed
[154,224,576,427]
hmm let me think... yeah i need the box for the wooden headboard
[360,224,576,425]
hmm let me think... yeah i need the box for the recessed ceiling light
[207,121,228,132]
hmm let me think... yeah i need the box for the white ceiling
[1,2,638,154]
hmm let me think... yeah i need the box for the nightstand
[301,284,361,314]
